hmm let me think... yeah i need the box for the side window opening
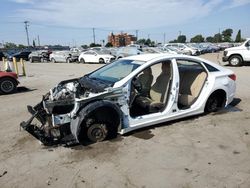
[130,60,173,117]
[177,59,207,109]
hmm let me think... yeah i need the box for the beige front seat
[137,67,153,97]
[136,63,171,113]
[178,71,207,106]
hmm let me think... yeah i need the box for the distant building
[108,33,137,47]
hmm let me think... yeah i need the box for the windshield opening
[88,59,144,84]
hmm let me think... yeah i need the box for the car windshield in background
[88,59,144,84]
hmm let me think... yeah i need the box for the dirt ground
[0,52,250,188]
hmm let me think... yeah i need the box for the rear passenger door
[176,59,208,110]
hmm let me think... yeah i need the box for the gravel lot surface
[0,52,250,188]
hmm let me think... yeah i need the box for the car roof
[121,53,226,71]
[122,53,178,62]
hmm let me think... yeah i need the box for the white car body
[223,38,250,66]
[22,53,236,144]
[49,51,72,63]
[114,54,236,133]
[78,50,114,63]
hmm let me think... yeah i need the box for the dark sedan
[7,51,31,61]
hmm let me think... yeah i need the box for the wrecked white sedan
[21,54,236,145]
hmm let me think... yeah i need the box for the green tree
[206,36,214,43]
[190,35,204,43]
[81,45,88,49]
[33,40,36,47]
[177,35,186,43]
[235,29,241,42]
[137,38,155,46]
[213,33,222,43]
[18,44,26,49]
[137,39,146,45]
[169,39,178,43]
[89,43,101,47]
[4,42,17,49]
[105,42,113,47]
[222,28,233,42]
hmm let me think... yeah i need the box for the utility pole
[135,30,138,41]
[24,21,30,46]
[37,35,40,46]
[92,28,96,44]
[163,33,166,44]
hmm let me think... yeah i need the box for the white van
[222,38,250,66]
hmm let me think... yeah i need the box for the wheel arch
[204,89,227,112]
[228,54,243,61]
[70,100,122,143]
[0,76,18,86]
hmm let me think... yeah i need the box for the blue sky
[0,0,250,46]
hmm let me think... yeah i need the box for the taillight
[228,74,236,81]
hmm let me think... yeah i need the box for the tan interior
[135,62,172,113]
[178,71,207,106]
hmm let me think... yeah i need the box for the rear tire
[205,94,224,113]
[229,55,243,67]
[80,58,85,64]
[99,58,104,64]
[0,78,17,94]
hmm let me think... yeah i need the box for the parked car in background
[164,43,199,56]
[0,51,7,60]
[21,53,236,145]
[29,50,51,63]
[115,47,143,59]
[50,51,78,63]
[0,71,19,94]
[218,43,234,51]
[7,51,31,61]
[78,50,115,64]
[222,38,250,66]
[141,47,164,54]
[161,46,179,54]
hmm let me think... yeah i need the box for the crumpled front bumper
[20,103,76,146]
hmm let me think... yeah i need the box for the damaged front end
[20,78,81,145]
[20,76,125,146]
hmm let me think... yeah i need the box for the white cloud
[11,0,36,3]
[222,0,250,9]
[10,0,250,30]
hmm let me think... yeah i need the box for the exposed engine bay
[20,76,124,146]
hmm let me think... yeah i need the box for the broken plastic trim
[20,105,77,146]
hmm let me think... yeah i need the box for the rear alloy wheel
[99,58,105,64]
[0,78,16,94]
[205,95,220,112]
[229,55,242,67]
[80,58,85,64]
[87,123,108,142]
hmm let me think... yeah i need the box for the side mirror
[245,42,250,47]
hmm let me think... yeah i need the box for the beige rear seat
[178,71,207,106]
